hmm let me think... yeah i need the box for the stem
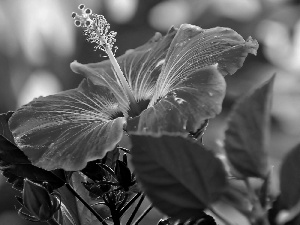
[119,192,142,216]
[132,205,153,225]
[244,179,270,225]
[65,184,109,225]
[103,194,121,225]
[101,36,141,116]
[47,217,61,225]
[208,207,236,225]
[111,210,121,225]
[126,195,145,225]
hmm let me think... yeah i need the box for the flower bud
[22,179,59,221]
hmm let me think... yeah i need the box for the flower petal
[71,27,178,106]
[127,24,258,134]
[9,79,125,171]
[71,60,129,115]
[151,24,259,104]
[127,65,226,134]
[119,27,177,102]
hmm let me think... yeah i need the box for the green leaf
[58,173,112,225]
[81,160,106,182]
[224,76,274,178]
[0,115,65,191]
[130,134,228,220]
[279,143,300,209]
[72,172,109,225]
[0,135,30,164]
[115,159,132,190]
[58,185,81,225]
[9,79,125,171]
[0,111,15,143]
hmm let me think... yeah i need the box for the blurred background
[0,0,300,224]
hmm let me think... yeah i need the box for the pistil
[72,4,141,116]
[99,35,141,116]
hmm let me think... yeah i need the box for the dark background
[0,0,300,224]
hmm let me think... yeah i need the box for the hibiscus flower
[9,5,258,171]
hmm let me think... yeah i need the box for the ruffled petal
[9,79,125,171]
[150,24,259,105]
[71,27,177,108]
[127,65,226,134]
[119,27,177,102]
[127,24,258,135]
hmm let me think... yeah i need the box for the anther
[85,20,92,26]
[72,4,140,115]
[74,20,81,27]
[78,4,85,10]
[85,8,92,15]
[71,12,77,19]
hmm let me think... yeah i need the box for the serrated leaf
[58,185,81,225]
[279,143,300,209]
[0,135,30,164]
[130,134,228,220]
[81,160,106,182]
[3,170,24,191]
[224,76,274,178]
[0,112,66,190]
[0,111,15,143]
[0,135,65,190]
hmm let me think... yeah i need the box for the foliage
[1,3,300,225]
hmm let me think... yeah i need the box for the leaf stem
[244,179,270,225]
[111,209,121,225]
[132,205,153,225]
[119,192,142,216]
[126,195,145,225]
[65,183,109,225]
[103,193,121,225]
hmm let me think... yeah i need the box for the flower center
[72,4,141,117]
[128,99,150,118]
